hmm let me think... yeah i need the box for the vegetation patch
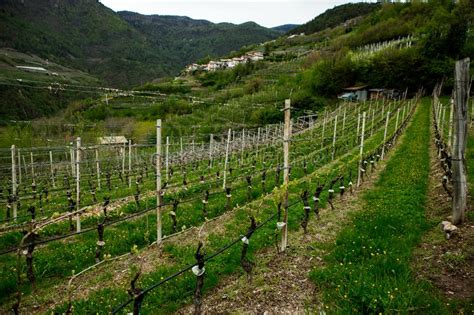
[310,99,447,313]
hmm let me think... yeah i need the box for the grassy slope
[311,99,447,313]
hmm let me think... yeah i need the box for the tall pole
[11,145,17,220]
[165,137,169,182]
[70,146,75,179]
[223,129,232,189]
[381,112,391,160]
[395,108,400,132]
[209,134,213,168]
[371,108,375,136]
[321,110,326,149]
[180,137,183,165]
[30,152,35,185]
[95,147,101,191]
[17,150,21,185]
[121,143,125,177]
[76,137,81,232]
[156,119,163,245]
[357,112,366,187]
[281,99,291,252]
[128,140,132,188]
[342,107,346,138]
[49,150,56,188]
[452,58,469,225]
[331,115,338,160]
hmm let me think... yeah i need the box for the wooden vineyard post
[381,112,390,160]
[128,140,132,188]
[395,108,400,132]
[76,137,81,232]
[371,107,375,136]
[223,129,232,189]
[281,99,291,252]
[49,150,56,188]
[95,147,101,191]
[166,137,169,182]
[342,107,346,138]
[17,150,21,185]
[30,152,35,185]
[70,145,76,179]
[121,143,126,178]
[402,104,406,123]
[11,145,17,220]
[255,127,260,161]
[156,119,163,245]
[448,98,454,149]
[321,110,326,149]
[356,112,361,144]
[209,134,213,168]
[357,112,366,188]
[452,58,470,225]
[331,115,338,161]
[180,137,183,166]
[22,155,27,180]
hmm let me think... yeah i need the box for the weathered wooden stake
[342,107,346,137]
[371,107,375,136]
[30,152,35,185]
[165,137,169,182]
[452,58,470,225]
[17,150,21,185]
[69,146,76,176]
[209,134,213,168]
[395,108,400,132]
[76,137,81,232]
[22,154,27,179]
[156,119,163,245]
[223,129,231,189]
[121,143,126,177]
[356,112,361,144]
[331,115,338,160]
[281,99,291,252]
[49,151,56,188]
[357,112,366,187]
[95,147,101,191]
[11,145,17,220]
[381,112,390,160]
[321,110,326,149]
[128,140,132,188]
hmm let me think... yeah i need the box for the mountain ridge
[0,0,281,87]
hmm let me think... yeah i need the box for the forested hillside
[0,0,281,87]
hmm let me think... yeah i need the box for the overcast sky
[100,0,373,28]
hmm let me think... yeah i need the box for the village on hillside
[183,51,265,74]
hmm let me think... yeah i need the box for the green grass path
[311,98,448,313]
